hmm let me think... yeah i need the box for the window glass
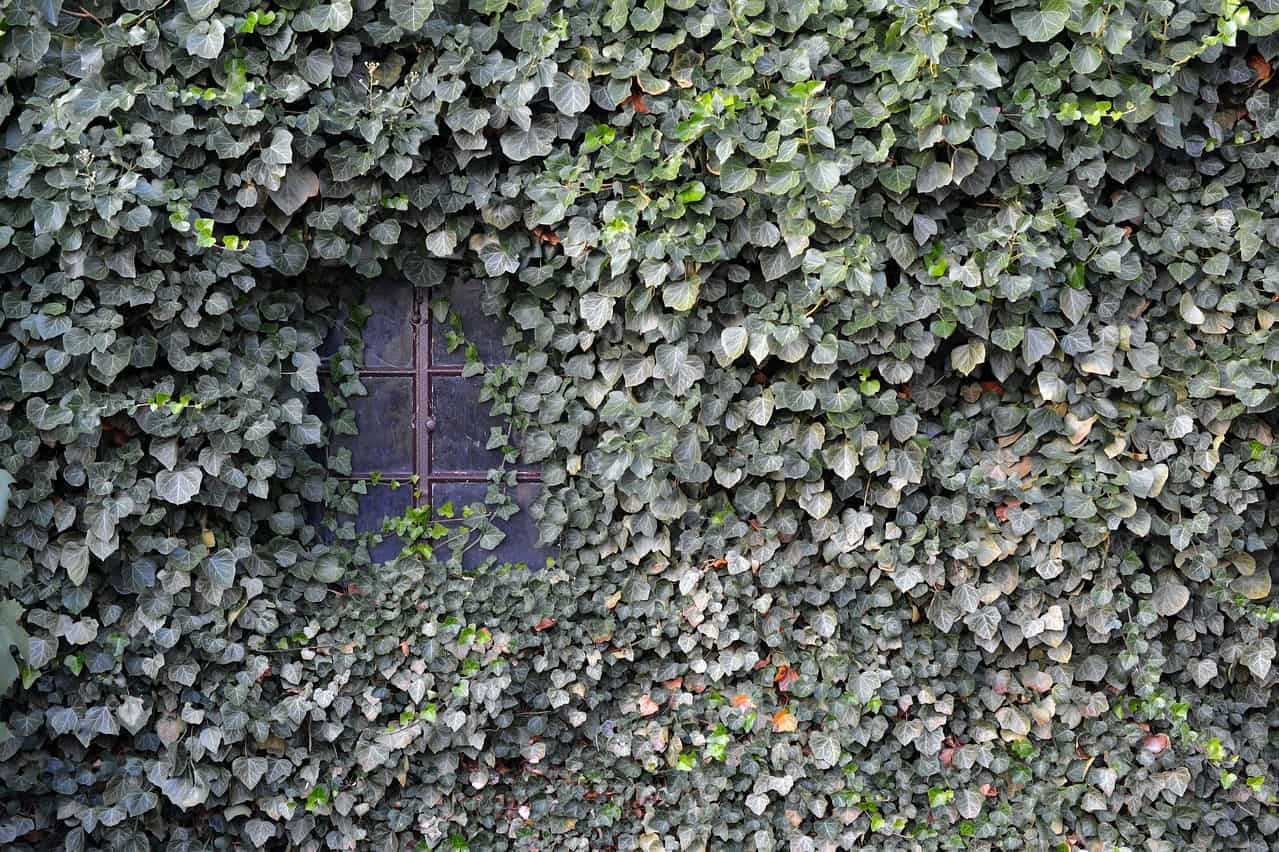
[321,282,547,566]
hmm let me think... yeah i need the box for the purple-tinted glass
[318,285,415,369]
[430,376,507,473]
[351,483,413,562]
[432,482,548,571]
[332,376,415,475]
[431,279,512,367]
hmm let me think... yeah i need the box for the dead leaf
[731,693,755,711]
[774,665,799,693]
[638,695,660,717]
[534,617,557,632]
[995,499,1021,523]
[771,708,797,733]
[1068,414,1097,446]
[622,92,650,114]
[531,226,560,246]
[1250,52,1272,83]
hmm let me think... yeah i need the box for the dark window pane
[333,376,415,475]
[361,285,416,368]
[307,482,412,563]
[352,483,412,563]
[431,279,512,366]
[319,285,416,368]
[432,482,549,571]
[430,376,506,473]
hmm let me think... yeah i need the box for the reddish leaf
[994,498,1021,522]
[774,665,799,693]
[534,617,557,632]
[638,695,660,716]
[622,93,650,114]
[1250,52,1272,83]
[771,708,797,732]
[532,226,560,246]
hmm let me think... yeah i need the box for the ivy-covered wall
[2,0,1279,849]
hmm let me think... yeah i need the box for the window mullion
[414,290,433,508]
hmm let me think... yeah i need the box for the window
[322,280,545,565]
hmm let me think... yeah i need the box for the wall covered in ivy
[1,0,1278,849]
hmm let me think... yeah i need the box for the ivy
[1,0,1279,849]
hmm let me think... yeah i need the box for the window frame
[329,284,541,508]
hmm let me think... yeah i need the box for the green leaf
[0,471,13,526]
[293,1,354,32]
[155,468,203,506]
[1012,0,1070,43]
[950,341,986,376]
[550,73,591,116]
[662,278,699,312]
[879,165,917,194]
[825,441,858,479]
[1151,580,1190,617]
[185,20,226,59]
[500,118,557,162]
[579,293,614,331]
[387,0,434,30]
[720,327,748,363]
[207,549,237,591]
[61,539,90,586]
[0,600,28,695]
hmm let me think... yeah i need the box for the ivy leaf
[61,539,90,586]
[1012,0,1070,43]
[116,697,151,735]
[805,159,841,193]
[951,341,986,376]
[271,167,320,215]
[156,468,203,506]
[1152,581,1190,617]
[824,441,858,479]
[387,0,434,30]
[185,20,225,59]
[0,471,13,526]
[662,278,699,312]
[809,732,840,769]
[206,549,237,591]
[720,327,748,364]
[579,293,614,331]
[501,117,557,162]
[293,1,354,32]
[550,73,590,116]
[0,600,28,695]
[1023,327,1055,364]
[879,165,917,194]
[262,128,294,167]
[654,344,704,395]
[233,756,270,789]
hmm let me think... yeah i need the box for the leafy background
[2,0,1279,849]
